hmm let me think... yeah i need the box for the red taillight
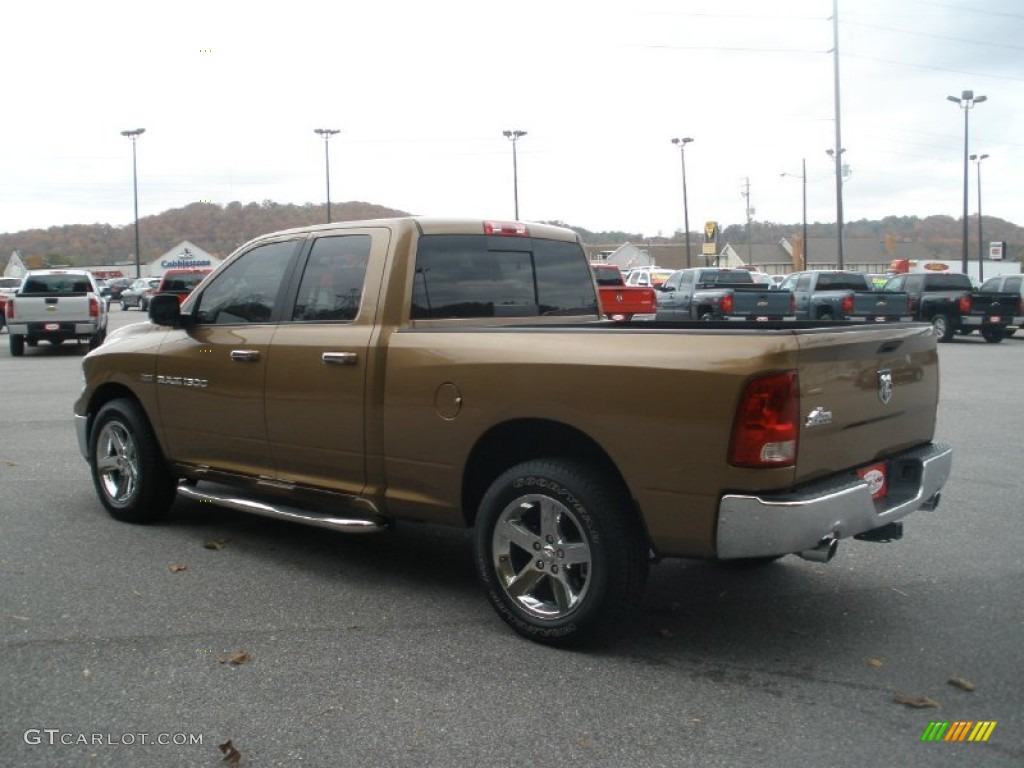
[841,293,854,314]
[958,295,971,314]
[4,298,12,319]
[720,294,734,314]
[89,296,100,319]
[483,221,529,236]
[729,372,799,468]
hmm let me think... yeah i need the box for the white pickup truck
[5,269,108,356]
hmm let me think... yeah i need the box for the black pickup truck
[654,267,794,321]
[881,271,1020,343]
[779,270,911,323]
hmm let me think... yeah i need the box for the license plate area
[858,462,888,500]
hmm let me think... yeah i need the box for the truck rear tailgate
[793,323,938,485]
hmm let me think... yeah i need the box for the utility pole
[831,0,845,269]
[741,177,753,265]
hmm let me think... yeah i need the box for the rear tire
[931,314,954,342]
[474,459,649,646]
[9,333,24,356]
[981,327,1005,343]
[89,330,106,350]
[89,398,178,523]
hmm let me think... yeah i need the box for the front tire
[931,313,954,342]
[9,333,24,356]
[89,399,177,523]
[474,459,649,646]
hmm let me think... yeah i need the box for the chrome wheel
[95,420,140,506]
[492,493,592,620]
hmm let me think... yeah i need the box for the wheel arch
[461,419,641,532]
[84,384,164,453]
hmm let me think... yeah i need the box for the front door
[156,239,301,476]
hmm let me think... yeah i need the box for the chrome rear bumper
[716,442,952,559]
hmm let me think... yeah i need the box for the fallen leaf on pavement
[867,657,884,668]
[948,677,976,692]
[894,692,939,708]
[203,540,227,550]
[168,564,187,573]
[218,650,252,665]
[218,739,242,765]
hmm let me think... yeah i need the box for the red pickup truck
[592,264,656,321]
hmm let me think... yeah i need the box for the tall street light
[947,90,986,274]
[781,158,808,268]
[120,128,145,278]
[671,137,694,268]
[971,152,989,283]
[314,128,340,223]
[502,130,527,219]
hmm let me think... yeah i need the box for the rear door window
[291,235,371,322]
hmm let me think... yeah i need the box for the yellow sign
[704,221,718,241]
[702,243,716,255]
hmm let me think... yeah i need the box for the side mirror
[149,293,185,327]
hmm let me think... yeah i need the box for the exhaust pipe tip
[921,491,941,511]
[798,535,838,563]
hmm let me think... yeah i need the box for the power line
[843,19,1024,50]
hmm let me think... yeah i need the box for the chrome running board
[177,483,389,534]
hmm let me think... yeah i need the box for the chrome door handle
[322,352,358,366]
[230,350,261,362]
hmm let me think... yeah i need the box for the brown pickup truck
[74,218,952,645]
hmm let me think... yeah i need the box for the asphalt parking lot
[2,311,1022,767]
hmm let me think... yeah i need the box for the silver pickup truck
[5,269,108,356]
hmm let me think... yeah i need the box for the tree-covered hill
[2,202,1021,268]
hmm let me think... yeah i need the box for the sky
[2,0,1022,242]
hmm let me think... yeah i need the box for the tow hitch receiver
[854,521,904,543]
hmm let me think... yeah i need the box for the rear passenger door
[264,229,390,495]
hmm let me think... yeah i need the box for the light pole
[314,128,340,223]
[971,153,989,283]
[671,137,694,268]
[502,130,527,219]
[781,158,808,268]
[825,148,848,268]
[120,128,145,278]
[947,90,986,274]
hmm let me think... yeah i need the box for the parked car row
[607,264,1023,342]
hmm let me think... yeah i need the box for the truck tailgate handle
[230,349,261,362]
[322,352,358,366]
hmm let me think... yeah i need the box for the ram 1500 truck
[779,270,911,323]
[6,269,108,356]
[655,267,795,321]
[592,263,656,321]
[74,218,952,645]
[881,271,1019,342]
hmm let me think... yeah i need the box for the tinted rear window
[162,273,209,292]
[924,274,973,291]
[21,274,92,294]
[411,235,597,319]
[816,272,870,291]
[697,270,753,286]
